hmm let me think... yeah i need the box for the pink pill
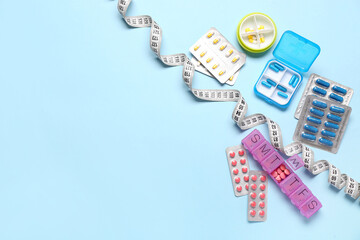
[231,160,237,166]
[233,169,239,175]
[235,177,240,183]
[242,167,248,173]
[250,201,256,208]
[277,168,282,174]
[259,202,265,208]
[275,175,281,182]
[259,193,265,200]
[244,175,249,182]
[260,184,266,191]
[250,192,257,199]
[236,186,242,192]
[280,164,286,171]
[238,150,244,156]
[280,172,286,179]
[250,210,256,217]
[251,184,257,190]
[229,152,235,158]
[245,184,249,190]
[260,175,266,182]
[251,175,257,181]
[284,169,290,175]
[259,210,265,217]
[271,171,278,177]
[240,158,246,165]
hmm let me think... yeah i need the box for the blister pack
[190,27,246,84]
[293,95,352,153]
[225,145,250,197]
[247,170,268,222]
[190,58,239,86]
[295,73,354,119]
[242,129,322,218]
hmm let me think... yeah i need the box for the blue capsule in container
[273,63,285,71]
[289,75,296,86]
[269,64,279,72]
[277,91,288,99]
[324,121,339,130]
[277,85,287,92]
[301,132,316,141]
[319,138,333,147]
[266,78,277,86]
[315,79,330,88]
[312,100,327,109]
[329,93,343,103]
[312,87,327,96]
[327,114,342,122]
[304,125,318,133]
[330,106,345,114]
[261,81,272,88]
[321,130,336,138]
[332,86,347,95]
[307,116,322,125]
[310,107,324,117]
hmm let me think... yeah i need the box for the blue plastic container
[254,31,321,109]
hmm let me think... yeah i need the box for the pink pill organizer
[241,129,322,218]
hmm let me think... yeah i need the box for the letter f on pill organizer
[254,31,321,109]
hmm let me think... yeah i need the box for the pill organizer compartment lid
[273,31,320,72]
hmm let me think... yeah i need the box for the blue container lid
[273,31,320,72]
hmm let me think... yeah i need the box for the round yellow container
[237,13,277,54]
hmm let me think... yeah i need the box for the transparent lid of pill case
[273,31,320,72]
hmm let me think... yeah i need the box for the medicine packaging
[254,31,320,109]
[294,73,354,119]
[242,129,322,218]
[190,28,246,84]
[247,170,268,222]
[293,95,352,153]
[225,145,250,196]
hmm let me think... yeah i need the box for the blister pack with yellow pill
[190,27,246,84]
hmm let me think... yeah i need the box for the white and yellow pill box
[190,27,246,84]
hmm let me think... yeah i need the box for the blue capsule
[261,81,272,88]
[312,87,327,96]
[304,125,318,133]
[327,114,342,122]
[307,116,322,125]
[289,75,296,86]
[315,79,330,88]
[292,76,299,88]
[325,121,339,130]
[321,130,336,138]
[330,106,345,114]
[273,63,285,71]
[312,100,327,109]
[277,91,288,99]
[310,108,324,117]
[269,64,279,72]
[319,138,333,147]
[329,93,344,103]
[301,133,316,141]
[277,85,287,92]
[332,86,347,95]
[266,78,277,86]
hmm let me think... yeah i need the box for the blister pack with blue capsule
[294,74,354,119]
[254,31,320,109]
[293,95,352,153]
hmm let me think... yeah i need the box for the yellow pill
[260,37,265,43]
[219,44,227,51]
[245,28,254,32]
[248,35,254,39]
[249,39,255,43]
[213,38,220,44]
[212,63,219,69]
[219,70,226,76]
[229,75,234,81]
[207,31,214,38]
[193,44,200,51]
[206,57,213,63]
[258,25,264,30]
[232,56,239,63]
[200,51,207,57]
[226,49,233,57]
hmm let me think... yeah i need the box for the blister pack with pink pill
[247,170,268,222]
[225,145,250,197]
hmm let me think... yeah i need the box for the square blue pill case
[254,31,321,109]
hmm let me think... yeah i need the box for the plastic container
[254,31,321,109]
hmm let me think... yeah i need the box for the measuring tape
[117,0,360,202]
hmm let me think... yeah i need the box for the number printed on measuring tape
[117,0,360,204]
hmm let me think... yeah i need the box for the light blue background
[0,0,359,239]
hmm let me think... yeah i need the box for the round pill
[251,184,257,190]
[238,150,244,156]
[235,177,240,183]
[280,164,286,171]
[242,167,248,173]
[280,172,286,179]
[260,184,266,191]
[277,168,282,174]
[229,152,235,158]
[271,171,278,177]
[236,186,242,192]
[259,210,265,217]
[284,169,290,175]
[251,175,257,181]
[250,192,257,199]
[231,160,237,166]
[244,175,249,182]
[250,210,256,217]
[275,175,281,182]
[250,201,256,208]
[260,175,266,182]
[259,193,265,200]
[259,202,265,208]
[233,169,239,175]
[245,184,249,190]
[240,158,246,165]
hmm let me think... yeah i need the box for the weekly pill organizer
[293,95,352,153]
[295,73,354,119]
[254,31,321,109]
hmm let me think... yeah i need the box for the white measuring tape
[117,0,360,202]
